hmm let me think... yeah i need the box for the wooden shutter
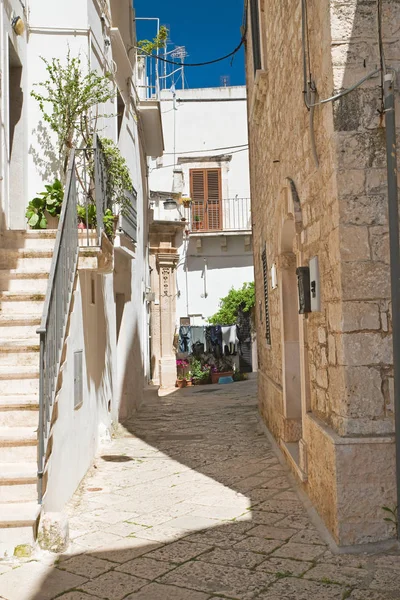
[190,170,206,230]
[206,169,221,230]
[262,248,271,345]
[250,0,262,73]
[190,168,222,231]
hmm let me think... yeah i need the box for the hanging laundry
[206,325,223,357]
[179,325,191,353]
[191,326,206,346]
[191,326,205,356]
[221,325,238,355]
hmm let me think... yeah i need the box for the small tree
[31,51,115,179]
[137,25,168,56]
[207,282,255,325]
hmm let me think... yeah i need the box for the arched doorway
[279,218,302,444]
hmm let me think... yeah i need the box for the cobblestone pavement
[1,378,400,599]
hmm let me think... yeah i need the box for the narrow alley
[0,379,399,600]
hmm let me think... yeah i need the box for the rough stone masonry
[245,0,400,545]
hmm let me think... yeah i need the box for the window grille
[250,0,262,73]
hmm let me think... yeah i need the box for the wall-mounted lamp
[163,198,178,211]
[12,16,25,36]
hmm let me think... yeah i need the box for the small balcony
[184,197,251,234]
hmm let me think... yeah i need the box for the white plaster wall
[149,86,250,199]
[44,272,116,512]
[177,236,254,326]
[148,86,253,324]
[28,0,150,510]
[27,0,88,30]
[0,0,28,230]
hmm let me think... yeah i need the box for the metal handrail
[93,134,108,244]
[37,153,79,502]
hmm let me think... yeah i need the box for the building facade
[0,0,162,555]
[246,0,399,546]
[148,86,254,387]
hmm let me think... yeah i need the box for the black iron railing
[37,136,109,502]
[37,154,79,501]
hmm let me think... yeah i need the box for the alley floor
[1,378,400,599]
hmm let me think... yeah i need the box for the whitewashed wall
[19,0,150,510]
[148,86,253,325]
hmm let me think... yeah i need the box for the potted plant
[209,356,234,384]
[189,357,210,385]
[176,375,187,389]
[181,196,192,209]
[26,179,64,229]
[193,215,202,231]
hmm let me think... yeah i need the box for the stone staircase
[0,230,56,557]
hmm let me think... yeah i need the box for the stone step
[0,394,39,428]
[0,340,40,367]
[0,270,49,293]
[0,427,37,462]
[0,316,41,340]
[0,463,37,503]
[0,368,39,395]
[0,292,45,315]
[0,407,39,427]
[0,257,53,273]
[0,249,53,270]
[0,502,40,527]
[2,230,57,250]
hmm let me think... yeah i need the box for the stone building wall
[246,0,399,545]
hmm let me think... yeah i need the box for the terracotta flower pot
[186,380,193,387]
[176,379,187,389]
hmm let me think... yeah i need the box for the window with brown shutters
[262,248,271,345]
[250,0,262,73]
[190,168,222,231]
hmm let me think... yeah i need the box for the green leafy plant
[189,357,210,384]
[208,282,255,325]
[26,179,64,229]
[100,138,134,216]
[233,372,248,382]
[382,505,398,536]
[138,25,168,56]
[31,51,115,179]
[77,204,116,240]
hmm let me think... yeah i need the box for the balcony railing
[184,197,251,233]
[119,188,138,243]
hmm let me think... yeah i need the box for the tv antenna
[170,46,188,89]
[220,75,230,87]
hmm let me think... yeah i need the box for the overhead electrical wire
[161,144,249,155]
[301,0,382,168]
[149,147,249,172]
[134,9,247,68]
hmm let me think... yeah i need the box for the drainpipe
[384,71,400,538]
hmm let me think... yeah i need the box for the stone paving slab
[1,378,400,599]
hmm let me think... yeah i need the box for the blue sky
[134,0,245,90]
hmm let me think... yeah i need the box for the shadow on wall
[113,251,146,421]
[29,120,62,184]
[80,271,114,411]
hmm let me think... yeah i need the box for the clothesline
[178,325,238,356]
